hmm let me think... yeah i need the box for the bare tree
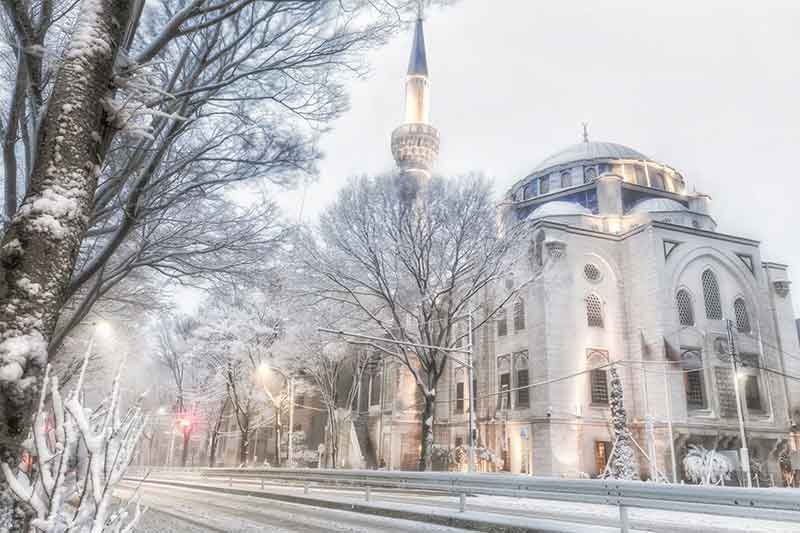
[156,315,199,467]
[277,310,370,469]
[301,173,524,470]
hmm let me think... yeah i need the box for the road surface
[116,482,474,532]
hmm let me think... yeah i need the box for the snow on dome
[629,198,688,215]
[530,141,652,174]
[527,201,592,221]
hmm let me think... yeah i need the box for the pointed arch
[734,297,751,333]
[675,289,695,326]
[585,294,604,328]
[701,269,722,320]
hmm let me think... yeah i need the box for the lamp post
[727,319,751,487]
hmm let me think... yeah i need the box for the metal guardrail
[130,467,800,532]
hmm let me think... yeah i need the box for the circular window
[583,263,602,282]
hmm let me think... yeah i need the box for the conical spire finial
[407,14,428,76]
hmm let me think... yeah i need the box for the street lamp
[258,363,296,467]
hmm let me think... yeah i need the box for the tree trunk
[208,433,219,467]
[0,1,133,528]
[239,428,249,466]
[275,420,282,467]
[327,408,338,469]
[180,428,191,467]
[420,392,435,471]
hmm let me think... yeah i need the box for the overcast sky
[280,0,800,314]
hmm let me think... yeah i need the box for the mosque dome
[629,197,688,215]
[531,141,653,174]
[527,201,592,221]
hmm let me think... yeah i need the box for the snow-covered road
[116,482,475,532]
[121,473,800,533]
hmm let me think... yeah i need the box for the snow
[0,331,47,384]
[66,0,112,61]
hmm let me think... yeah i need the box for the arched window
[650,172,665,190]
[513,299,525,331]
[701,269,723,320]
[676,289,694,326]
[496,308,508,337]
[734,297,751,332]
[634,165,647,186]
[586,294,604,328]
[561,171,571,188]
[539,176,550,194]
[584,167,597,183]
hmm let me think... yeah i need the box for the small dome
[531,141,651,174]
[527,201,592,221]
[629,198,688,215]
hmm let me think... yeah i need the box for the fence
[128,466,800,532]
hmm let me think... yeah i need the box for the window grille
[685,370,706,409]
[701,270,723,320]
[584,167,597,183]
[499,373,511,409]
[651,172,665,189]
[584,263,601,282]
[455,382,464,413]
[370,374,381,406]
[513,299,525,331]
[516,369,529,408]
[744,375,762,411]
[586,294,604,328]
[594,441,611,474]
[539,176,550,194]
[676,289,694,326]
[523,182,537,200]
[561,171,571,188]
[734,298,751,332]
[497,308,507,337]
[590,369,608,404]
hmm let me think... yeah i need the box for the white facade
[367,17,800,481]
[426,142,800,480]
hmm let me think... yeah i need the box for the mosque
[358,14,800,482]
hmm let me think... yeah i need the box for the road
[116,482,474,533]
[121,473,800,533]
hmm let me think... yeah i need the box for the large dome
[526,201,592,221]
[531,141,652,174]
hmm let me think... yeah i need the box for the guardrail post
[260,478,264,490]
[459,493,466,513]
[304,481,309,495]
[619,505,629,533]
[365,486,371,502]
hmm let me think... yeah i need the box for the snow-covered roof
[629,198,688,215]
[530,141,652,174]
[527,201,592,221]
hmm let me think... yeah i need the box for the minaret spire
[391,13,439,182]
[582,122,590,143]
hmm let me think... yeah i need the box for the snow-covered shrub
[683,445,732,485]
[1,356,145,532]
[603,366,639,480]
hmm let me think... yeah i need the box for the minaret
[391,14,439,183]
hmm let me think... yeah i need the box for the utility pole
[467,309,476,473]
[288,376,295,467]
[727,319,751,488]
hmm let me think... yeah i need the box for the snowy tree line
[0,0,452,529]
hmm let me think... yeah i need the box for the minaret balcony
[391,123,440,171]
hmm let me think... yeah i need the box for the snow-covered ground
[117,483,476,532]
[124,473,800,533]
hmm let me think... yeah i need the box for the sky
[288,0,800,314]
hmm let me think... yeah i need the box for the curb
[124,477,610,533]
